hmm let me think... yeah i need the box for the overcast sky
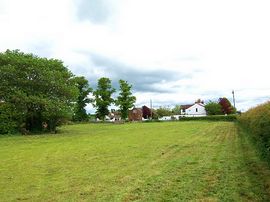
[1,0,270,112]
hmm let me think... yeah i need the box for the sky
[0,0,270,112]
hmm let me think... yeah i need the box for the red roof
[181,103,205,110]
[180,104,193,110]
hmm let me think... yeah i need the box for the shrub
[238,101,270,162]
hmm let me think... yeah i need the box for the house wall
[182,104,206,116]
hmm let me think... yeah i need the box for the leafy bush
[238,101,270,161]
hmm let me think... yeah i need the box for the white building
[158,115,181,121]
[180,103,207,117]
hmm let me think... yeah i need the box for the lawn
[1,121,270,201]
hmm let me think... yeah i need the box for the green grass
[1,121,270,201]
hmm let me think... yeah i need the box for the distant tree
[156,107,172,117]
[219,97,235,114]
[142,105,152,119]
[115,80,136,119]
[73,76,92,122]
[204,101,223,115]
[0,49,78,134]
[151,109,159,120]
[172,105,181,115]
[93,77,115,120]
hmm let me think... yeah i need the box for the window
[196,108,198,112]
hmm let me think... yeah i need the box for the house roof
[181,104,193,110]
[181,103,205,110]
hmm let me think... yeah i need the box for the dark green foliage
[179,115,237,122]
[0,103,22,134]
[115,80,136,119]
[93,77,115,120]
[73,76,92,122]
[238,101,270,162]
[204,101,223,115]
[0,49,78,134]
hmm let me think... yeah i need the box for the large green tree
[93,77,115,120]
[73,76,92,122]
[0,49,78,134]
[204,101,223,115]
[115,80,136,119]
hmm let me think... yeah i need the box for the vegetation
[116,80,136,119]
[73,76,92,122]
[1,121,270,201]
[0,50,78,134]
[219,97,236,114]
[204,98,236,115]
[179,114,237,121]
[0,50,140,133]
[172,105,181,115]
[204,101,223,115]
[156,107,172,118]
[142,105,152,119]
[93,77,115,120]
[0,102,21,134]
[238,101,270,162]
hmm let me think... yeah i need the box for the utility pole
[150,99,153,119]
[232,90,236,109]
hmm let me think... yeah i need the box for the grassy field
[1,121,270,201]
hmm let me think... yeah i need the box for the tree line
[204,98,236,115]
[0,50,136,134]
[150,98,235,118]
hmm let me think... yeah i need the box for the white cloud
[0,0,270,112]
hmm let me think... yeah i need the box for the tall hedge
[238,101,270,161]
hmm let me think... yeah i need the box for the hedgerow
[238,101,270,162]
[179,115,237,122]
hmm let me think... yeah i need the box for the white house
[180,103,207,117]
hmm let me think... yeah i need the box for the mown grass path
[0,121,270,201]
